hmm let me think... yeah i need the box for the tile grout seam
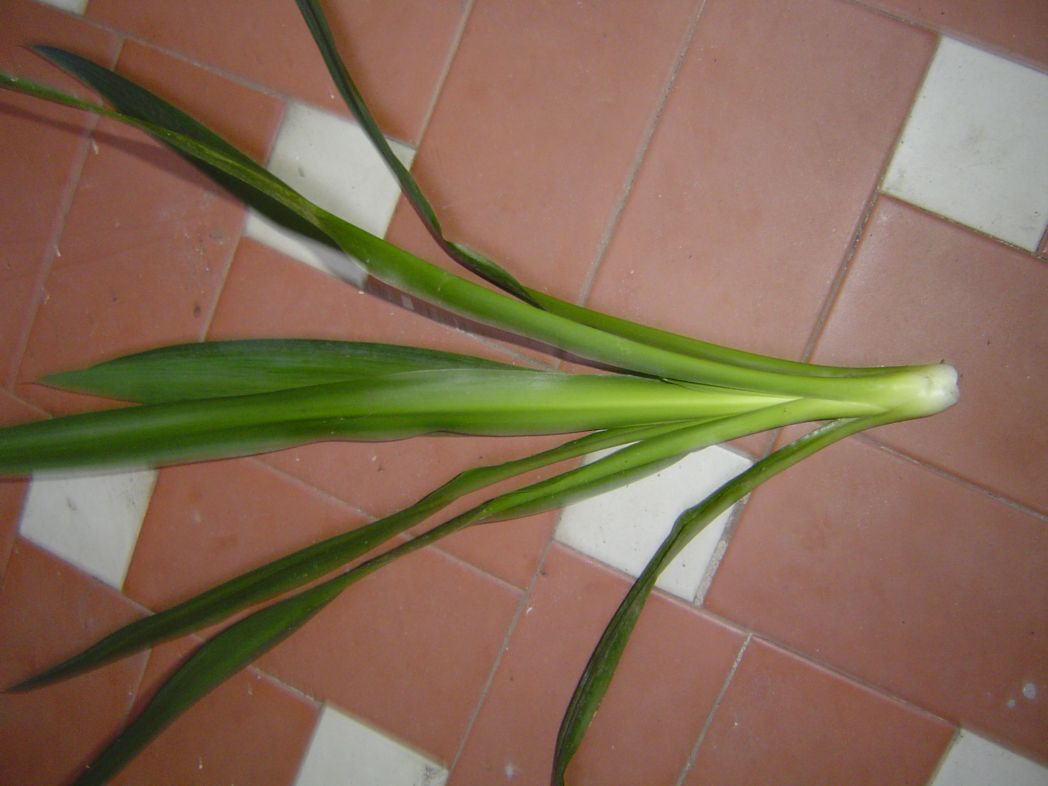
[575,0,709,308]
[446,533,560,774]
[673,632,752,786]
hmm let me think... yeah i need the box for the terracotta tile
[257,544,521,763]
[123,458,366,610]
[812,197,1048,512]
[398,0,697,302]
[867,0,1048,70]
[451,545,745,786]
[684,638,953,786]
[0,272,39,390]
[588,0,935,360]
[0,539,148,786]
[13,41,282,413]
[14,122,244,414]
[705,437,1048,761]
[86,0,465,144]
[112,636,318,786]
[114,39,284,164]
[0,1,119,385]
[208,238,561,587]
[0,0,118,281]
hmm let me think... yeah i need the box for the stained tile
[295,704,447,786]
[400,0,697,302]
[244,100,414,284]
[207,238,558,587]
[555,445,750,602]
[123,458,365,610]
[19,467,156,589]
[0,272,38,390]
[112,636,318,786]
[683,638,953,786]
[866,0,1048,70]
[705,437,1048,761]
[883,38,1048,251]
[258,545,520,763]
[86,0,465,143]
[588,0,935,360]
[0,540,148,786]
[452,545,744,786]
[929,730,1048,786]
[813,197,1048,512]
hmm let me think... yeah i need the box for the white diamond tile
[18,469,157,589]
[245,101,415,286]
[883,38,1048,251]
[554,445,750,602]
[37,0,87,13]
[295,705,448,786]
[930,730,1048,786]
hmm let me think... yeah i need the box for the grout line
[922,726,962,786]
[415,0,476,146]
[846,0,1048,75]
[797,36,940,366]
[852,433,1048,522]
[674,632,752,786]
[575,0,709,307]
[447,532,558,773]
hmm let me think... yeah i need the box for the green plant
[0,2,959,784]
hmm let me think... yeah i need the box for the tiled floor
[1,1,1046,785]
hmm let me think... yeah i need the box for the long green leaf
[0,369,806,475]
[550,413,896,785]
[61,404,800,785]
[0,64,943,407]
[42,339,521,403]
[293,2,918,380]
[8,422,694,691]
[294,0,539,306]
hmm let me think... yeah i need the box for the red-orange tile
[401,0,697,302]
[123,458,366,610]
[115,39,284,164]
[0,539,148,786]
[0,0,117,282]
[684,638,953,786]
[451,545,745,786]
[0,392,40,577]
[15,44,284,415]
[706,437,1048,761]
[207,239,561,586]
[588,0,935,360]
[812,197,1048,512]
[15,123,240,414]
[112,636,318,786]
[867,0,1048,70]
[86,0,465,144]
[0,1,119,386]
[258,544,520,763]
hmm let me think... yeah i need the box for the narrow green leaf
[1,63,944,405]
[70,572,353,786]
[1,369,800,475]
[8,423,690,691]
[42,339,521,403]
[33,46,330,246]
[550,413,894,785]
[295,0,540,306]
